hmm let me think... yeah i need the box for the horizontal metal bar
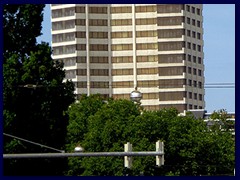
[3,151,164,159]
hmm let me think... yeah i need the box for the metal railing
[3,141,164,168]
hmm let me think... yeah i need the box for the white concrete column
[108,4,112,97]
[85,4,90,96]
[132,4,137,89]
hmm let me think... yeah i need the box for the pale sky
[37,4,235,113]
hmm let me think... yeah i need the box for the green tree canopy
[3,4,75,175]
[66,97,235,176]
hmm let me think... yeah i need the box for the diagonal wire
[3,133,65,153]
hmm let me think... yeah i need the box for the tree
[3,4,75,175]
[210,109,235,131]
[65,95,141,175]
[66,97,235,176]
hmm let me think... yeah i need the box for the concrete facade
[51,4,205,112]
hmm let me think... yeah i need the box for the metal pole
[156,140,164,166]
[124,142,132,168]
[3,151,164,159]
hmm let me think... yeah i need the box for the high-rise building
[51,4,205,112]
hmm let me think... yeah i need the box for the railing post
[156,140,164,166]
[124,142,132,169]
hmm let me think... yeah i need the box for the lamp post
[74,145,84,153]
[130,87,142,104]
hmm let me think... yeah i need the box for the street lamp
[130,87,142,103]
[74,145,84,153]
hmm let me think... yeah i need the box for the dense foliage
[3,4,75,175]
[66,95,235,176]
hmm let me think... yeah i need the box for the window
[158,16,184,26]
[188,54,191,61]
[53,47,63,55]
[137,68,158,75]
[112,69,133,76]
[192,44,196,50]
[187,30,191,36]
[157,4,183,13]
[111,44,133,51]
[89,7,107,14]
[194,93,197,100]
[90,57,108,63]
[137,30,157,37]
[137,55,157,62]
[75,32,85,38]
[89,19,107,26]
[136,5,156,13]
[65,33,75,41]
[90,32,108,39]
[189,104,193,109]
[188,42,191,49]
[112,81,133,88]
[111,6,132,13]
[66,70,76,79]
[198,45,201,52]
[197,8,201,15]
[158,42,185,51]
[193,81,197,87]
[76,19,85,26]
[90,82,109,88]
[192,19,196,26]
[194,105,198,109]
[189,92,192,99]
[197,32,201,39]
[76,6,85,13]
[188,67,192,74]
[197,20,201,27]
[77,56,86,63]
[111,31,132,38]
[52,34,63,43]
[111,19,132,26]
[198,82,202,88]
[193,56,196,63]
[112,56,133,63]
[192,31,196,38]
[158,66,186,76]
[136,18,157,25]
[52,9,62,18]
[158,54,185,63]
[187,17,190,24]
[198,57,202,64]
[188,79,192,86]
[198,69,202,76]
[186,5,190,12]
[90,69,109,76]
[63,57,76,67]
[138,81,158,87]
[65,7,75,16]
[65,45,75,54]
[52,22,62,30]
[77,44,86,51]
[77,69,87,76]
[90,44,108,51]
[193,68,197,75]
[77,81,87,88]
[192,7,195,13]
[136,43,157,50]
[65,20,75,29]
